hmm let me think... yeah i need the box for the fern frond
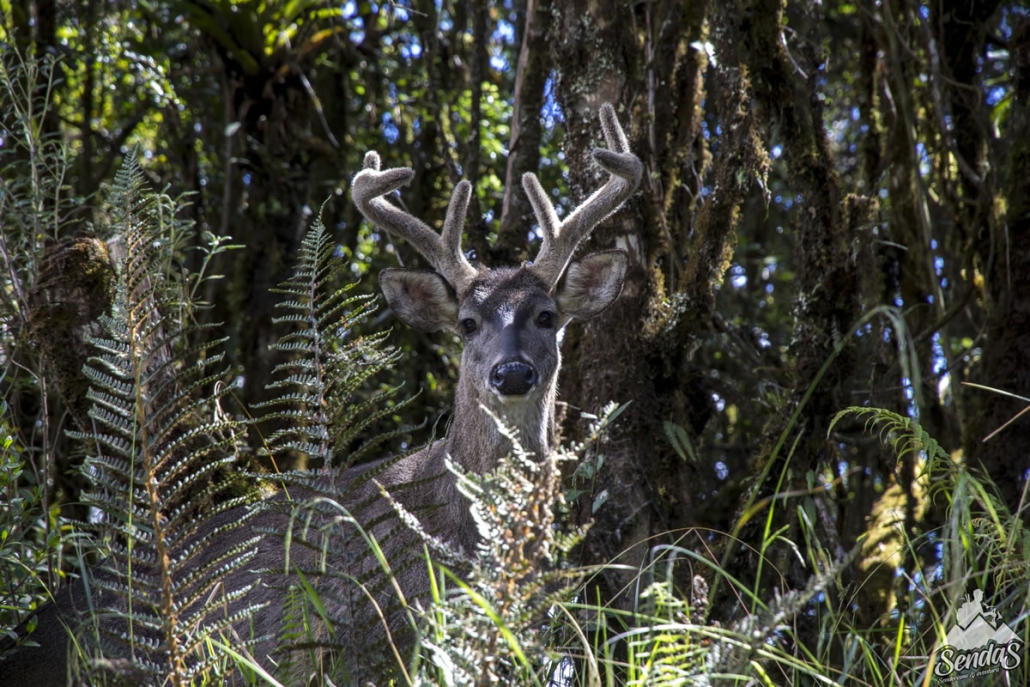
[413,409,592,685]
[256,208,409,474]
[827,406,949,466]
[71,153,262,686]
[247,204,426,683]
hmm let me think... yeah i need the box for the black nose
[490,361,538,396]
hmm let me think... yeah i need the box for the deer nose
[490,361,537,396]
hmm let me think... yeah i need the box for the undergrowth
[0,44,1028,687]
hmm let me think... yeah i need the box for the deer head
[352,104,641,457]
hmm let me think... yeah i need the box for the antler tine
[352,152,477,292]
[526,104,642,289]
[521,172,561,247]
[440,180,477,289]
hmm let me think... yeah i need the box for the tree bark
[496,0,553,264]
[549,0,760,614]
[549,2,653,603]
[720,1,865,634]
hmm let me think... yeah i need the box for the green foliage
[240,204,425,686]
[0,42,81,635]
[171,0,348,76]
[623,580,703,686]
[828,406,948,466]
[65,154,264,685]
[662,420,698,463]
[0,47,67,248]
[6,3,1030,685]
[566,401,630,514]
[255,207,409,472]
[0,44,72,381]
[3,150,1028,684]
[825,405,1030,685]
[2,150,423,686]
[413,409,589,686]
[0,407,63,642]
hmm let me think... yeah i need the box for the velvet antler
[351,151,478,293]
[523,103,642,289]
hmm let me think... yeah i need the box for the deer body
[0,105,641,685]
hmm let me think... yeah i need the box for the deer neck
[443,372,557,474]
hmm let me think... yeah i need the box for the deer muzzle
[490,361,538,396]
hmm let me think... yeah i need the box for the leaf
[574,461,594,480]
[68,153,263,682]
[606,401,631,425]
[663,421,698,463]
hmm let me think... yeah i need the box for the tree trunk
[495,0,553,265]
[976,15,1030,515]
[548,0,758,614]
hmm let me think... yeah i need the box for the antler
[524,103,643,289]
[351,151,478,293]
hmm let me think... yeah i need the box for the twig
[288,60,340,149]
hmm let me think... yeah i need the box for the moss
[29,236,117,427]
[25,236,118,520]
[857,460,928,625]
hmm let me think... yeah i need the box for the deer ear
[379,268,459,332]
[555,249,628,320]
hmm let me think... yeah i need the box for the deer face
[352,103,641,422]
[379,249,627,404]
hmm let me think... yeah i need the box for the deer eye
[537,311,555,328]
[460,318,478,335]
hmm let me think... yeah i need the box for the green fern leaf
[69,153,264,685]
[828,406,949,466]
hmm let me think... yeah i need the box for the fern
[828,406,949,466]
[410,408,592,687]
[626,580,702,687]
[68,154,264,686]
[828,404,1030,683]
[254,208,408,473]
[250,207,426,685]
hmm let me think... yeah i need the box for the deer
[353,100,640,485]
[0,103,641,685]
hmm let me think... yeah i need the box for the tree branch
[495,0,552,264]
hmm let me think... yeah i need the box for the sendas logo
[934,589,1022,682]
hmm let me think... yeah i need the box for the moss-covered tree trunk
[546,0,882,647]
[547,0,760,613]
[726,0,866,607]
